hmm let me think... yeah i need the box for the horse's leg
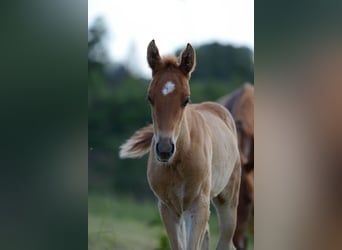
[186,197,210,250]
[213,160,241,250]
[233,170,253,250]
[159,201,184,250]
[200,223,210,250]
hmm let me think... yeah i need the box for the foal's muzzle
[156,137,175,162]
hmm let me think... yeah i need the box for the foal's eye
[182,96,190,107]
[147,95,154,105]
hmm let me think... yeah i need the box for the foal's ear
[179,43,196,77]
[147,40,161,74]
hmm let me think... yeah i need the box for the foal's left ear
[147,40,161,75]
[179,43,196,77]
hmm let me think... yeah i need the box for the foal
[120,40,241,250]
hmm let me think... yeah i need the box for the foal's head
[147,40,196,163]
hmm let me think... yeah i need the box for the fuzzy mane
[160,55,179,69]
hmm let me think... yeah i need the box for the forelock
[160,55,179,70]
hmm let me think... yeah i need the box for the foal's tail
[119,124,154,159]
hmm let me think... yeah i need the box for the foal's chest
[147,163,203,214]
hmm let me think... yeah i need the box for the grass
[88,193,161,250]
[88,192,253,250]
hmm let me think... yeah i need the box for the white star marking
[162,81,175,96]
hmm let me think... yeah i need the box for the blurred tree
[88,18,152,197]
[88,17,109,69]
[177,42,254,84]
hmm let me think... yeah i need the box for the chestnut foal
[120,40,241,250]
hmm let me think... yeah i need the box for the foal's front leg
[159,202,184,250]
[187,197,210,250]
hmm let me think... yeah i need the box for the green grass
[88,193,253,250]
[88,193,161,250]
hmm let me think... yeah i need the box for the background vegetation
[88,19,254,249]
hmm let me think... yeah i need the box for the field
[88,193,253,250]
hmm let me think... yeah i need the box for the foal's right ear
[147,40,161,75]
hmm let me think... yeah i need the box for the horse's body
[120,40,241,250]
[218,83,254,250]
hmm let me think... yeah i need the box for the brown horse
[120,40,241,250]
[218,83,254,250]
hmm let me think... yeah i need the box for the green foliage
[88,69,153,198]
[177,42,254,83]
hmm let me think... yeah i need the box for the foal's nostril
[156,142,161,155]
[170,143,175,155]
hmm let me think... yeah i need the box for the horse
[217,83,254,250]
[120,40,241,250]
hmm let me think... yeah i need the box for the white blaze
[162,81,175,96]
